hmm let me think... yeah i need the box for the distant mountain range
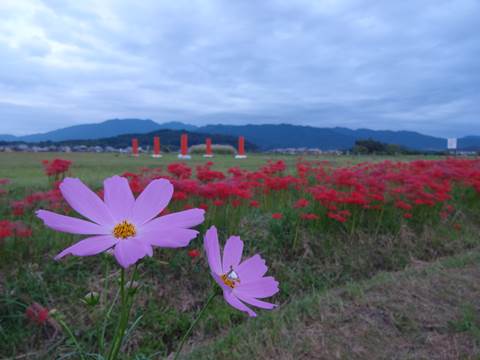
[1,118,479,151]
[0,119,197,143]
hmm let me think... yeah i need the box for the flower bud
[81,291,100,306]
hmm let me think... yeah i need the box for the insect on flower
[36,176,205,268]
[204,226,279,317]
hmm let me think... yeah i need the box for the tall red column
[204,137,213,157]
[235,136,247,158]
[152,136,161,158]
[132,138,139,157]
[238,136,245,155]
[178,134,191,159]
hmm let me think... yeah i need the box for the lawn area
[0,152,443,188]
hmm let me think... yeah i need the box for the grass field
[0,152,443,188]
[1,152,480,359]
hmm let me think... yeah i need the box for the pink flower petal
[141,208,205,231]
[55,235,118,259]
[204,226,222,275]
[222,236,243,273]
[223,291,257,317]
[236,254,268,283]
[234,293,278,310]
[140,228,199,248]
[103,176,134,221]
[235,277,279,299]
[131,179,173,225]
[60,178,114,226]
[36,210,110,235]
[114,238,152,268]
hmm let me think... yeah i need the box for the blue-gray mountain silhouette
[1,119,478,151]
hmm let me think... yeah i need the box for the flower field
[1,152,480,359]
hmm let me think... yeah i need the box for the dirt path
[294,264,480,359]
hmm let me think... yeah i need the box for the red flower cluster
[25,303,50,325]
[0,178,9,197]
[0,220,33,240]
[271,213,283,219]
[8,157,480,238]
[188,249,201,258]
[0,220,13,239]
[167,163,192,179]
[88,158,480,225]
[301,213,319,221]
[196,162,225,182]
[42,158,72,180]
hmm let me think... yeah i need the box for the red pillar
[180,134,189,157]
[153,136,161,157]
[132,138,139,157]
[235,136,247,159]
[238,136,245,156]
[205,137,213,157]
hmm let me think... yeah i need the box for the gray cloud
[0,0,479,137]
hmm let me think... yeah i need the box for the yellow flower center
[221,268,241,288]
[112,220,136,239]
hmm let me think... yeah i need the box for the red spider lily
[261,160,286,175]
[293,198,309,208]
[395,200,412,211]
[167,163,192,179]
[249,200,260,208]
[228,167,245,178]
[196,163,225,182]
[11,201,25,216]
[12,221,32,238]
[188,249,201,258]
[301,213,319,221]
[326,212,348,223]
[42,159,72,180]
[271,213,283,219]
[25,303,50,325]
[173,191,188,201]
[231,199,243,208]
[403,213,413,219]
[198,203,209,211]
[0,220,13,239]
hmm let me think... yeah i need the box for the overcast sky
[1,0,479,137]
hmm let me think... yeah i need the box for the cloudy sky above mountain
[1,0,479,136]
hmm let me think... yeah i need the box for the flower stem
[56,316,86,360]
[374,206,385,238]
[292,218,301,250]
[107,265,138,360]
[174,291,217,360]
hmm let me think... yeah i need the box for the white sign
[447,138,457,150]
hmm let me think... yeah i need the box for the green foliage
[352,138,414,155]
[449,304,480,343]
[1,153,480,358]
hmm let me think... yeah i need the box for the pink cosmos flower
[36,176,205,268]
[204,226,279,317]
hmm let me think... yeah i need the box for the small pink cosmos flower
[204,226,279,317]
[36,176,205,268]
